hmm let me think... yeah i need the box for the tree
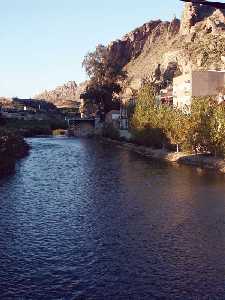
[156,106,188,152]
[131,84,156,128]
[131,88,225,157]
[82,44,127,116]
[131,84,168,148]
[81,82,121,118]
[188,97,214,153]
[209,103,225,157]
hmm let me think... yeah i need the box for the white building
[173,70,225,108]
[156,85,173,106]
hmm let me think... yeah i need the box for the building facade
[157,85,173,106]
[173,70,225,108]
[105,110,120,129]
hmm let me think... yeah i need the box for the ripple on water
[0,138,225,299]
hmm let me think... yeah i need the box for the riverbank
[0,130,30,177]
[100,137,225,174]
[2,119,67,137]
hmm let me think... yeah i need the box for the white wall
[192,71,225,97]
[173,73,192,108]
[173,70,225,108]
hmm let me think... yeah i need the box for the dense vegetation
[0,127,30,177]
[131,85,225,157]
[102,123,120,140]
[0,113,66,177]
[2,119,67,137]
[0,107,67,177]
[82,44,127,118]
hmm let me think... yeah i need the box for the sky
[0,0,184,98]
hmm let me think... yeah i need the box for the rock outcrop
[107,20,163,68]
[103,2,225,100]
[180,1,204,35]
[0,97,13,108]
[180,1,225,35]
[35,81,84,108]
[35,3,225,105]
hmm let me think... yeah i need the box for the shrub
[131,85,225,156]
[131,127,167,149]
[102,123,120,140]
[52,129,66,136]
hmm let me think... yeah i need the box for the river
[1,137,225,299]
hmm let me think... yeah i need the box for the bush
[0,128,29,158]
[52,129,66,136]
[131,85,225,156]
[131,84,188,151]
[1,119,68,137]
[131,127,167,149]
[102,123,120,140]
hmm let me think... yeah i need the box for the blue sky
[0,0,183,98]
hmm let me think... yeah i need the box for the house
[0,107,50,121]
[1,108,25,120]
[119,105,128,130]
[67,118,95,137]
[0,98,62,121]
[12,98,57,112]
[105,110,120,128]
[157,85,173,106]
[173,70,225,108]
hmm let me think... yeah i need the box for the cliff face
[105,3,225,100]
[35,3,225,106]
[0,97,12,108]
[35,81,87,108]
[107,20,164,68]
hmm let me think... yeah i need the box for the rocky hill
[105,1,225,100]
[34,3,225,106]
[0,97,13,108]
[35,81,87,108]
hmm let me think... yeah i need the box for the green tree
[82,44,127,116]
[131,84,167,148]
[131,84,157,128]
[188,97,214,153]
[131,87,225,157]
[209,103,225,157]
[162,107,189,152]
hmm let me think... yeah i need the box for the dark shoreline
[0,134,30,178]
[2,134,225,179]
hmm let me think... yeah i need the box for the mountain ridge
[106,2,225,100]
[34,2,225,106]
[34,81,88,108]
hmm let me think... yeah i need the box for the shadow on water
[0,137,225,299]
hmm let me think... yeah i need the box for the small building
[67,118,95,137]
[1,108,25,120]
[173,70,225,108]
[105,110,120,128]
[157,85,173,106]
[120,105,129,130]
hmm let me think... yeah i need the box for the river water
[1,137,225,299]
